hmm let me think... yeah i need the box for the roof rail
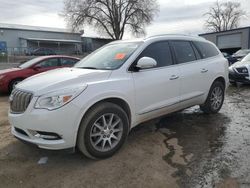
[145,34,205,40]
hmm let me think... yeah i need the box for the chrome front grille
[10,90,33,113]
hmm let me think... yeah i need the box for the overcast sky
[0,0,249,38]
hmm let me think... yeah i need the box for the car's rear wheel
[200,81,225,114]
[77,102,129,159]
[9,78,23,93]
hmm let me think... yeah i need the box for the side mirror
[136,57,157,69]
[33,65,42,71]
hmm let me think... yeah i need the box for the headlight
[236,67,248,74]
[34,85,87,110]
[242,68,248,73]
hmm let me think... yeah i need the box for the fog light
[34,131,61,140]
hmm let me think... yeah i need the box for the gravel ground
[0,85,250,188]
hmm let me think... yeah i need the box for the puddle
[153,85,250,187]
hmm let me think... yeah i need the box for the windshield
[234,49,250,57]
[75,42,142,70]
[19,56,45,69]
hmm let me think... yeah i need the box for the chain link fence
[0,47,88,64]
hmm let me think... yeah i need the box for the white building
[0,23,82,55]
[199,26,250,54]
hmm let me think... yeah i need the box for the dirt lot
[0,85,250,188]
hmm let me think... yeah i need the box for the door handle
[201,68,208,73]
[170,75,179,80]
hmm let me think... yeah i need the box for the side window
[138,41,173,68]
[61,58,78,66]
[170,41,196,64]
[191,42,202,60]
[37,58,59,68]
[193,41,219,59]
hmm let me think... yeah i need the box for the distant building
[0,23,82,55]
[199,26,250,54]
[82,36,113,53]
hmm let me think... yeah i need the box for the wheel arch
[74,96,132,150]
[212,76,226,88]
[8,77,25,92]
[77,96,132,132]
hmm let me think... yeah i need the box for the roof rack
[145,34,205,40]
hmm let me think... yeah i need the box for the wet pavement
[156,84,250,187]
[0,85,250,188]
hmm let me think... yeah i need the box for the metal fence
[0,47,88,63]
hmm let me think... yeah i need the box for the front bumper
[229,69,250,84]
[9,98,81,150]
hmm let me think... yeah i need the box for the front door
[132,41,180,116]
[33,58,61,75]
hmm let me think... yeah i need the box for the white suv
[9,35,229,159]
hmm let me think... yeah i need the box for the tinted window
[194,41,219,59]
[138,41,173,68]
[170,41,196,64]
[61,58,78,66]
[191,42,202,60]
[37,58,59,68]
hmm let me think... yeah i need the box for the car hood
[0,68,21,75]
[16,68,112,96]
[231,60,250,68]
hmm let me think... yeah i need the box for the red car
[0,55,80,93]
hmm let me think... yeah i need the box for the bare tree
[63,0,159,39]
[204,1,245,32]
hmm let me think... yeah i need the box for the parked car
[26,48,56,56]
[227,49,250,65]
[0,55,80,93]
[222,52,230,58]
[9,35,228,159]
[229,53,250,84]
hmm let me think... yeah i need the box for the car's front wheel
[200,81,225,114]
[77,102,129,159]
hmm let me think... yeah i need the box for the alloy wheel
[210,86,223,110]
[90,113,123,152]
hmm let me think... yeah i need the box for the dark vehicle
[0,55,80,93]
[228,49,250,65]
[26,48,56,56]
[222,52,230,58]
[229,53,250,84]
[221,52,230,65]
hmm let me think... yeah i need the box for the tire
[77,102,129,159]
[200,81,225,114]
[9,78,23,93]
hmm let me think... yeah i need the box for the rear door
[132,41,181,116]
[170,40,207,105]
[193,40,221,92]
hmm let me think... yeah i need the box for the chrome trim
[138,101,179,115]
[10,89,33,114]
[179,93,204,103]
[169,75,179,80]
[138,93,204,115]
